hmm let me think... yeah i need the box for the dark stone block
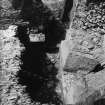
[64,54,99,73]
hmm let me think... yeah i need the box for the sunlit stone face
[59,0,105,104]
[4,25,17,37]
[0,25,17,38]
[61,72,86,105]
[29,33,45,42]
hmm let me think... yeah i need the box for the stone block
[64,53,99,73]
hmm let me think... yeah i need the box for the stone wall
[59,0,105,105]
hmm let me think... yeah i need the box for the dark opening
[90,64,104,73]
[62,0,73,24]
[94,99,105,105]
[16,25,61,104]
[15,0,65,104]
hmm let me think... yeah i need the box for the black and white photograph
[1,0,105,105]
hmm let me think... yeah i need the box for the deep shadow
[19,0,66,53]
[43,17,65,53]
[90,63,104,73]
[16,25,61,104]
[12,0,24,10]
[94,99,105,105]
[61,0,73,25]
[14,0,66,104]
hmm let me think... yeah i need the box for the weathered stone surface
[64,53,99,73]
[42,0,65,19]
[1,0,105,105]
[0,0,12,9]
[61,72,87,104]
[59,0,105,105]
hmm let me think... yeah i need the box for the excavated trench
[16,26,60,104]
[15,0,66,104]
